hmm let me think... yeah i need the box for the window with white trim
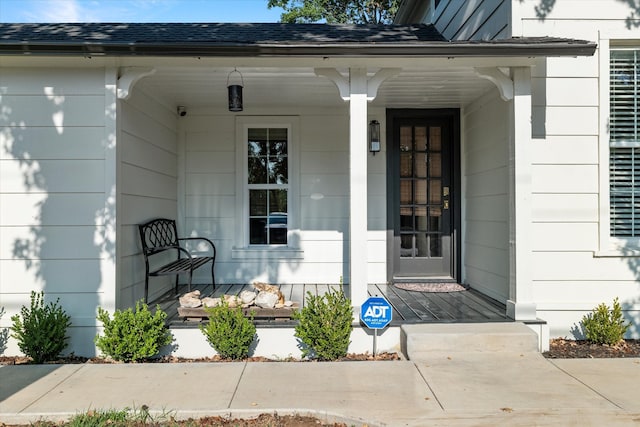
[247,127,289,245]
[610,48,640,237]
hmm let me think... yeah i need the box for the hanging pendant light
[227,68,244,112]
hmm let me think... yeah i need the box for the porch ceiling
[135,65,497,110]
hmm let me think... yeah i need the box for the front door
[387,109,459,280]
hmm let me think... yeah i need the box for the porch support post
[349,67,369,308]
[507,67,537,320]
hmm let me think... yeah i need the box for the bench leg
[144,275,150,304]
[175,274,180,296]
[210,261,216,295]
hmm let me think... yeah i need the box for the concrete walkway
[1,354,640,426]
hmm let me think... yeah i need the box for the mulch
[0,352,400,365]
[543,338,640,358]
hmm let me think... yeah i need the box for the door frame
[385,108,461,282]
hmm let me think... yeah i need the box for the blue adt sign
[360,296,392,329]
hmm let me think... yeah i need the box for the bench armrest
[178,237,217,258]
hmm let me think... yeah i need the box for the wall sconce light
[227,68,244,112]
[369,119,381,155]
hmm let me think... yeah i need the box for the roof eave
[0,41,597,58]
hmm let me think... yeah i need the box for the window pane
[415,126,427,151]
[270,128,288,154]
[400,153,413,177]
[250,218,267,244]
[248,157,267,184]
[269,189,287,213]
[416,233,428,257]
[248,128,267,155]
[414,153,427,178]
[400,234,414,257]
[429,126,442,151]
[268,156,288,184]
[250,190,267,216]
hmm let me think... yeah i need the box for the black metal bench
[138,218,216,303]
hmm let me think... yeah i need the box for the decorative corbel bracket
[315,68,350,100]
[117,67,156,100]
[315,67,401,101]
[475,67,513,101]
[367,68,401,100]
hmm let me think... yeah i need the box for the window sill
[232,247,304,260]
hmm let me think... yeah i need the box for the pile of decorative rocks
[179,282,295,310]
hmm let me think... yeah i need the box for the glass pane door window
[399,125,445,258]
[247,128,288,245]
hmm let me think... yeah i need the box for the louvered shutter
[610,50,640,236]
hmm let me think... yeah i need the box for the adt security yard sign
[360,296,392,329]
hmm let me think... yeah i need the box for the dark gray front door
[388,110,459,280]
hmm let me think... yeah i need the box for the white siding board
[532,77,598,107]
[120,194,176,224]
[465,167,508,197]
[532,194,599,222]
[0,193,104,226]
[0,259,105,293]
[185,195,236,218]
[0,127,104,160]
[185,173,235,196]
[0,159,104,193]
[186,151,235,174]
[185,126,235,151]
[301,196,348,219]
[121,131,177,176]
[532,222,598,251]
[531,136,598,165]
[300,174,349,196]
[120,103,177,155]
[301,151,349,174]
[465,195,508,222]
[0,95,105,127]
[121,162,177,199]
[541,106,599,135]
[0,225,104,259]
[465,220,508,250]
[544,56,599,79]
[533,252,638,282]
[0,68,105,95]
[532,164,598,194]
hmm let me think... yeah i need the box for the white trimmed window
[610,48,640,237]
[234,117,300,256]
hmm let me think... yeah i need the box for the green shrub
[200,301,256,360]
[0,306,8,355]
[10,291,71,363]
[582,297,630,345]
[95,300,173,362]
[294,288,353,360]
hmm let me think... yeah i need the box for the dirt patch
[0,413,351,427]
[543,338,640,358]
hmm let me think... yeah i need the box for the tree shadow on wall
[523,0,640,29]
[1,80,116,357]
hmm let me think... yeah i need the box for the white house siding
[431,0,511,40]
[462,90,510,302]
[512,0,640,338]
[179,106,387,286]
[118,89,179,308]
[0,66,115,355]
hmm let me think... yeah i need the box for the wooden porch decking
[152,283,510,328]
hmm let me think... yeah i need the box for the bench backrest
[138,218,179,254]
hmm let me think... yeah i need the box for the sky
[0,0,285,22]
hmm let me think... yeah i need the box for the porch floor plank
[155,283,509,328]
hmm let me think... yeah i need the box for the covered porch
[152,283,509,327]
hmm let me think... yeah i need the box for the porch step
[401,322,539,360]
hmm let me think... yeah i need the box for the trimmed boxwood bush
[95,300,172,362]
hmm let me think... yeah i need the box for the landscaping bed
[543,338,640,358]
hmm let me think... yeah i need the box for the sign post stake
[360,296,392,356]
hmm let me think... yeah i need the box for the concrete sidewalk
[1,353,640,426]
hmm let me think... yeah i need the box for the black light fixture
[369,119,381,155]
[227,68,244,112]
